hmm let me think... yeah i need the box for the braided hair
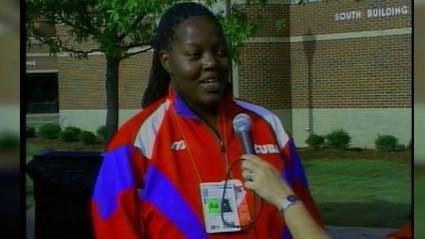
[142,2,223,108]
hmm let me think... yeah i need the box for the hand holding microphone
[232,113,255,182]
[232,113,331,239]
[232,113,254,155]
[232,113,294,208]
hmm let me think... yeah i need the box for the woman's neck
[171,86,221,130]
[185,99,218,131]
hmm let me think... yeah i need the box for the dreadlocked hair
[142,2,223,108]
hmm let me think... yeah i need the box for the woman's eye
[186,51,201,57]
[217,49,227,56]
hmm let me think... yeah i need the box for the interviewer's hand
[240,154,332,239]
[240,154,292,209]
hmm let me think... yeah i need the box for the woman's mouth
[199,77,222,92]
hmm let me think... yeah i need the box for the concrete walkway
[27,206,395,239]
[26,206,34,239]
[325,226,395,239]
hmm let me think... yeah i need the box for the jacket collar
[167,85,236,120]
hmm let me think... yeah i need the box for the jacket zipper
[201,118,229,173]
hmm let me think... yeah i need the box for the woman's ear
[159,50,172,74]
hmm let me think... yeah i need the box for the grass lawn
[415,175,425,238]
[26,139,411,228]
[26,144,46,158]
[303,158,411,228]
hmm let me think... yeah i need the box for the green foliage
[274,18,286,32]
[96,125,107,142]
[37,123,61,139]
[26,126,36,138]
[325,129,351,149]
[305,133,325,149]
[79,131,97,145]
[27,0,277,141]
[59,126,82,142]
[375,134,406,152]
[218,8,264,63]
[27,0,170,58]
[0,132,20,150]
[27,0,271,61]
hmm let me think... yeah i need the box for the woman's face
[160,16,229,109]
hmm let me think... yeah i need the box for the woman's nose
[202,52,219,69]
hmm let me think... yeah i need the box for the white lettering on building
[334,5,409,22]
[367,6,409,18]
[335,11,362,21]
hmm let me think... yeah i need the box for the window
[26,73,59,114]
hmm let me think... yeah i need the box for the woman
[91,2,329,239]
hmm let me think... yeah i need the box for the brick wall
[26,42,51,54]
[26,40,57,71]
[58,53,151,110]
[58,56,105,109]
[55,25,100,52]
[290,35,411,108]
[238,0,411,110]
[26,55,57,72]
[238,43,291,109]
[415,5,425,102]
[238,0,411,37]
[236,4,290,37]
[119,54,152,108]
[52,0,411,112]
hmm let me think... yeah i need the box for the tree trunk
[105,56,120,143]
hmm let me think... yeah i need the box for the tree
[27,0,269,142]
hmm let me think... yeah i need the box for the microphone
[232,113,254,154]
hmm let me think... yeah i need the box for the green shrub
[0,132,19,150]
[96,125,107,142]
[305,134,325,149]
[26,126,36,138]
[79,131,96,145]
[394,144,406,152]
[375,134,406,152]
[325,129,351,149]
[37,124,61,139]
[59,126,81,142]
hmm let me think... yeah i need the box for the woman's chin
[200,93,225,107]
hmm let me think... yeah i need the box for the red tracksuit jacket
[91,89,321,239]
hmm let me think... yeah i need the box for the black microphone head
[233,113,252,133]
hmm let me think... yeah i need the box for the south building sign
[335,5,409,21]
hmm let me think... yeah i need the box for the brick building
[26,0,411,148]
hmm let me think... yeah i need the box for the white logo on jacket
[254,144,279,154]
[171,140,186,151]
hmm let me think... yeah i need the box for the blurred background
[415,1,425,238]
[0,0,20,237]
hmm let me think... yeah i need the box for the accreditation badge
[200,180,242,233]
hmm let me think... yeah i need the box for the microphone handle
[239,130,254,154]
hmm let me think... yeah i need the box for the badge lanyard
[171,104,230,183]
[172,105,263,235]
